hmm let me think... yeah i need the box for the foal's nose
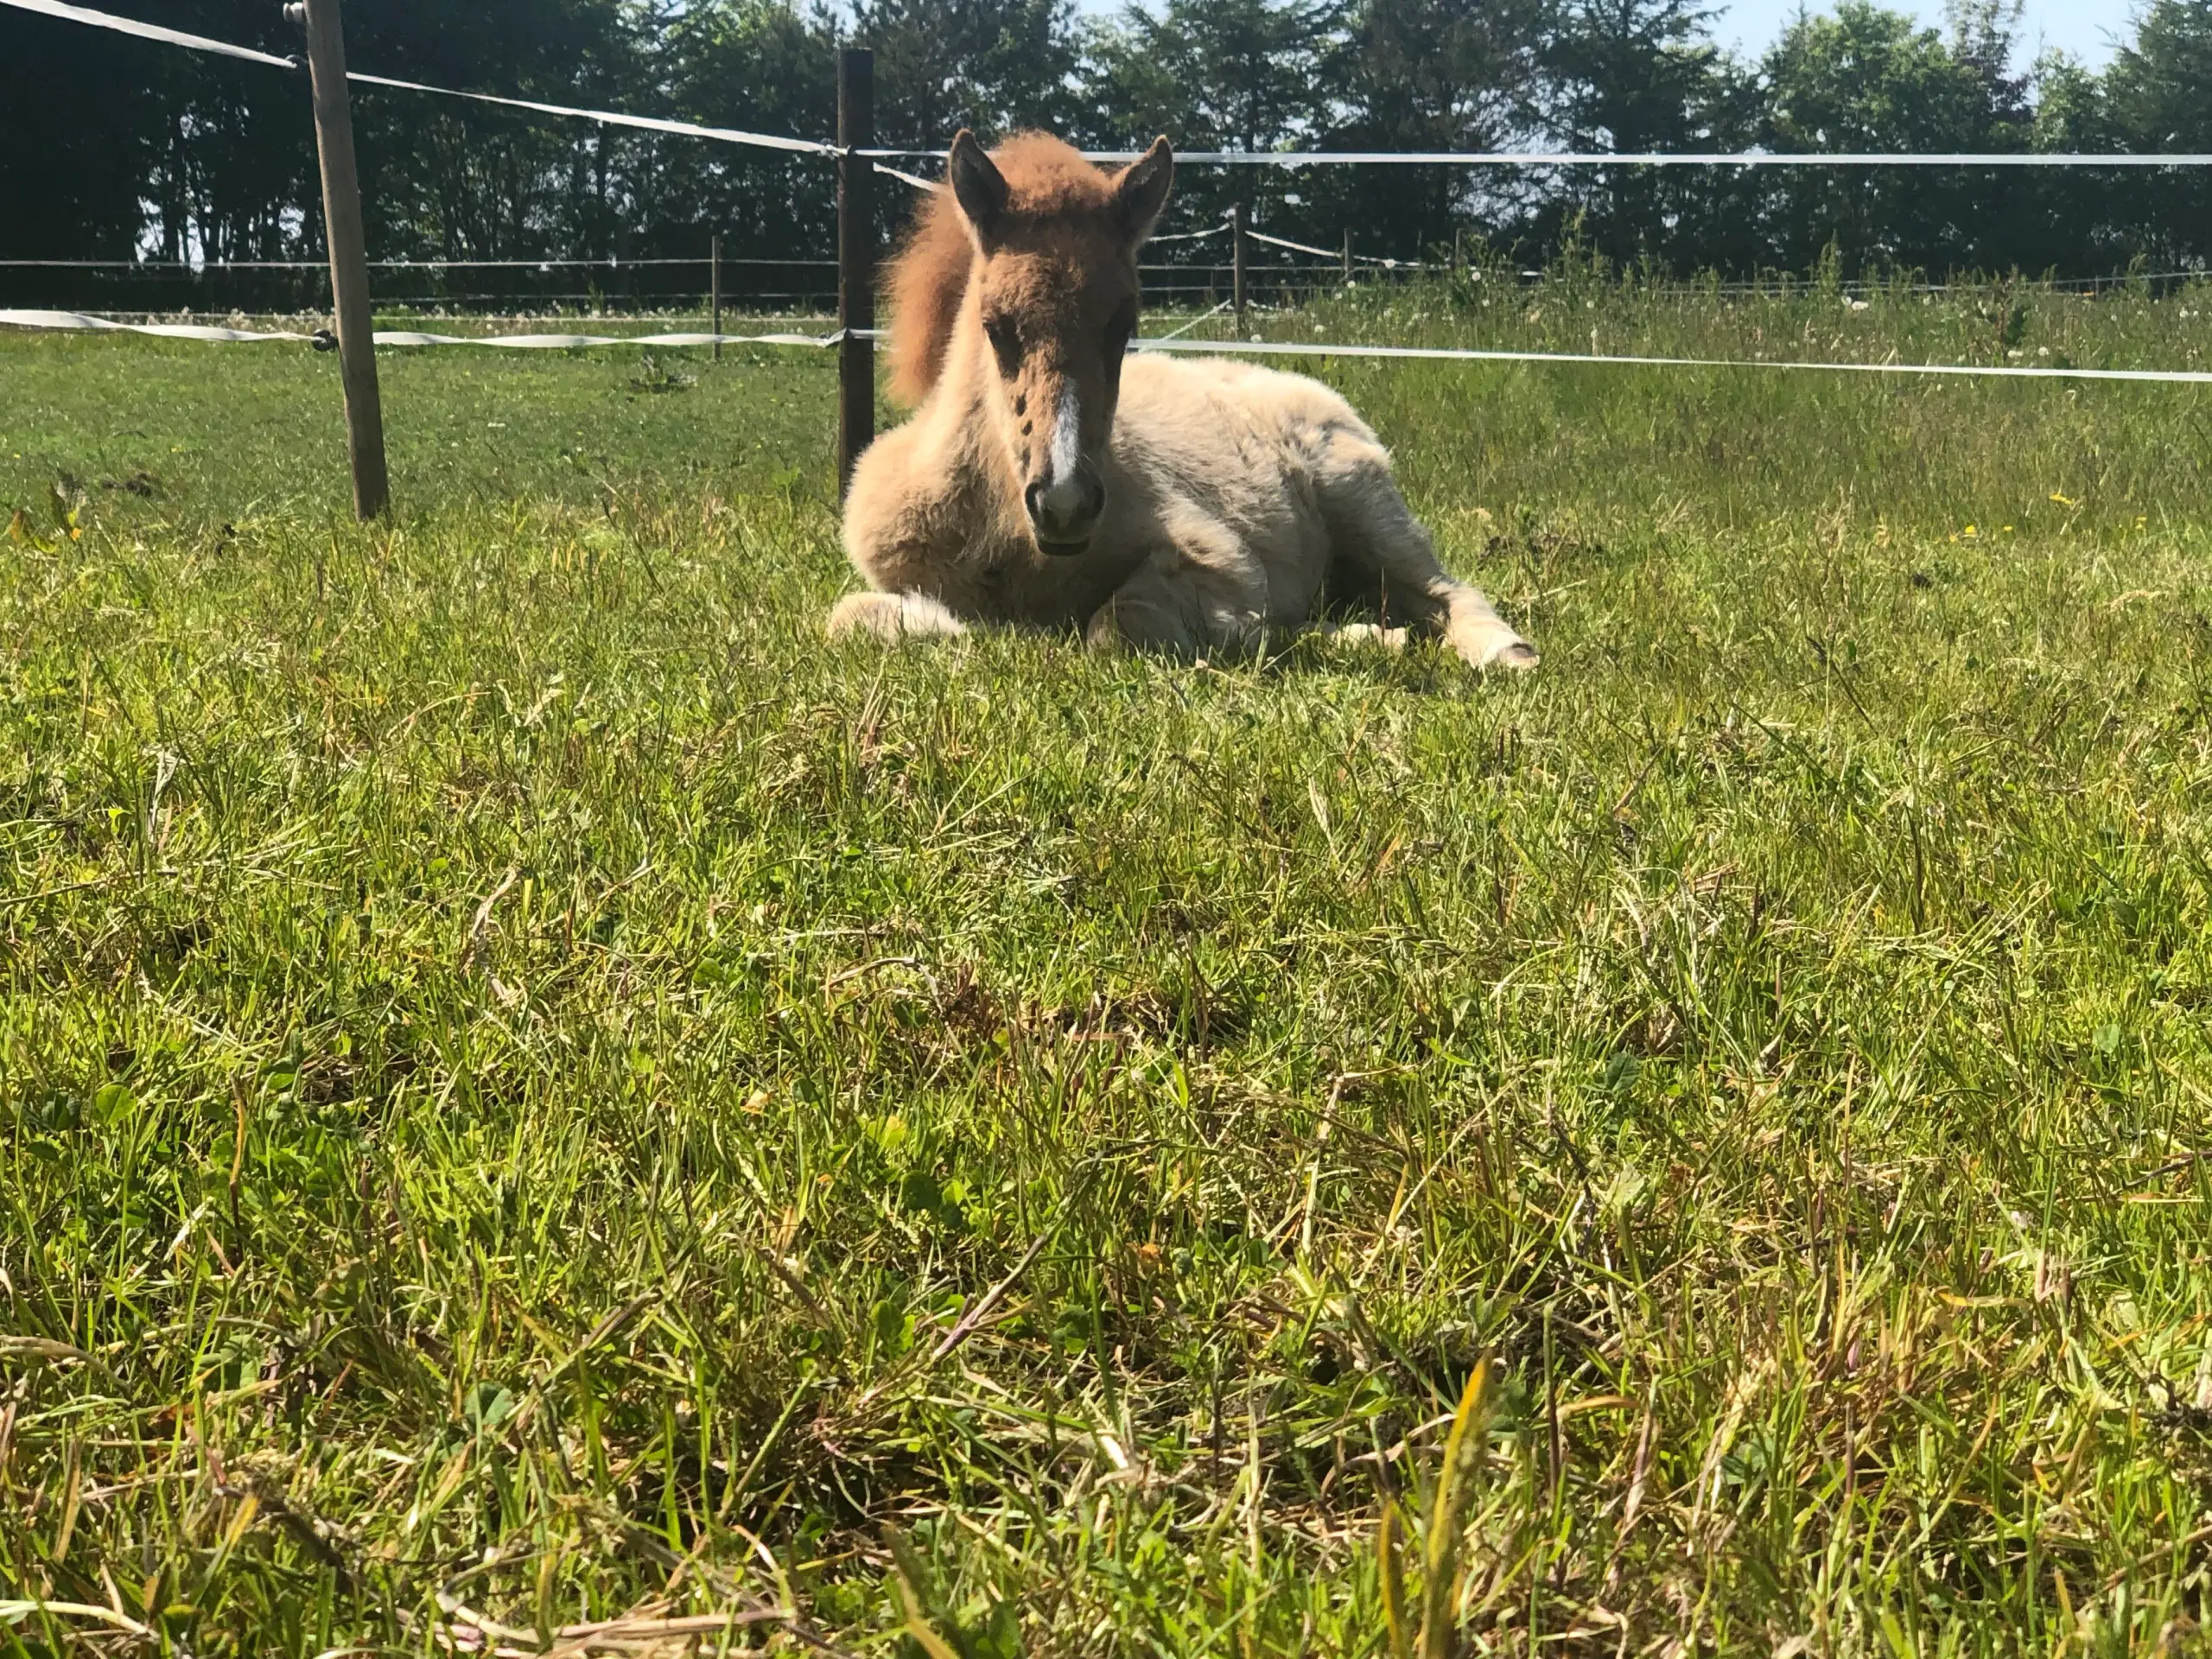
[1025,464,1105,552]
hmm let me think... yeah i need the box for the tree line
[7,0,2212,294]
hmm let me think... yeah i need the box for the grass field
[7,276,2212,1657]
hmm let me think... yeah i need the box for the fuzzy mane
[884,132,1124,406]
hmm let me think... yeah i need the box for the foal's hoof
[1452,621,1540,672]
[1489,641,1540,671]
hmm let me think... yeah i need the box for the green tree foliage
[2022,53,2130,272]
[1080,0,1340,238]
[2106,0,2212,264]
[4,0,2211,292]
[1758,1,2036,275]
[1536,0,1760,271]
[657,2,839,265]
[1084,0,1337,154]
[1312,0,1548,259]
[346,0,651,263]
[857,0,1084,147]
[0,2,316,309]
[1,6,166,263]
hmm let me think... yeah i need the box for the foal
[832,130,1537,672]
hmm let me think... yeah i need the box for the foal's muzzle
[1025,464,1105,555]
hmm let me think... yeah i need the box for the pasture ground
[6,276,2212,1656]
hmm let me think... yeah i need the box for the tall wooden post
[292,0,387,519]
[836,48,875,498]
[1230,202,1248,335]
[1343,228,1353,284]
[710,232,722,361]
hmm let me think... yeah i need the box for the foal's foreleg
[1083,579,1205,658]
[1316,432,1536,671]
[1085,531,1270,660]
[827,591,969,643]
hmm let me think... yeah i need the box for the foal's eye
[983,315,1019,376]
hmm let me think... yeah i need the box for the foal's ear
[1114,137,1174,245]
[949,130,1010,245]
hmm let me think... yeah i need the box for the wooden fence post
[291,0,388,520]
[711,232,722,361]
[1230,202,1248,335]
[836,48,875,498]
[1343,228,1353,285]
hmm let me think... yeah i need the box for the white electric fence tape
[1147,299,1234,341]
[370,327,841,349]
[1,0,296,67]
[0,257,835,270]
[1130,335,2212,385]
[871,162,941,193]
[0,309,310,342]
[0,309,842,349]
[344,71,836,156]
[893,148,2212,169]
[9,308,2211,386]
[1244,227,1412,267]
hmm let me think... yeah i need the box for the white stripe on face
[1049,383,1082,486]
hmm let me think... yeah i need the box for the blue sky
[1713,1,2133,66]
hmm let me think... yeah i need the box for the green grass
[6,278,2212,1657]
